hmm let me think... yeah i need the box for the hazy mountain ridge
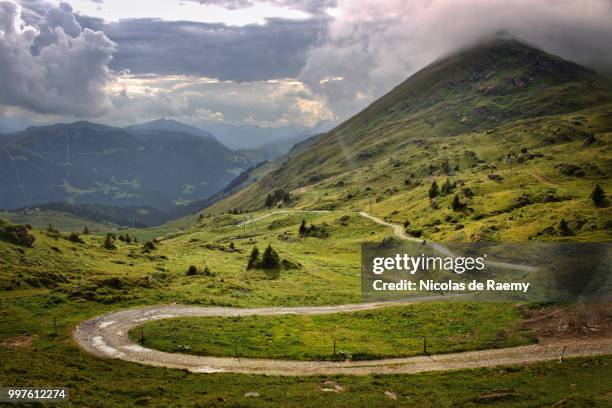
[0,121,252,211]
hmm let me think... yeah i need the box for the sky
[1,0,612,131]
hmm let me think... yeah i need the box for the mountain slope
[0,121,251,210]
[126,118,218,141]
[204,38,612,241]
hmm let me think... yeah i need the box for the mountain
[126,118,217,141]
[202,121,328,150]
[204,38,612,241]
[0,121,251,211]
[0,116,34,134]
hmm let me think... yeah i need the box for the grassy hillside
[0,209,118,233]
[204,39,612,242]
[1,38,610,407]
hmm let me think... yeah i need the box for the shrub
[558,219,572,236]
[82,226,90,235]
[186,265,198,276]
[451,195,464,211]
[46,224,59,234]
[299,221,329,238]
[103,233,116,250]
[142,241,156,252]
[591,185,607,207]
[428,181,439,199]
[67,232,83,243]
[0,223,35,247]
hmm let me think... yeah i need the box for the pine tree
[428,181,439,199]
[247,246,259,269]
[82,226,90,235]
[559,219,572,236]
[261,244,280,269]
[451,194,463,211]
[591,185,606,207]
[298,219,307,237]
[103,233,116,250]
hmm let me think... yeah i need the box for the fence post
[140,329,144,345]
[559,345,566,362]
[235,338,239,358]
[333,338,336,355]
[53,318,58,336]
[423,336,427,355]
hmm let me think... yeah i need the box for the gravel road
[74,302,612,376]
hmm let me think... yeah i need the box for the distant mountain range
[0,120,252,211]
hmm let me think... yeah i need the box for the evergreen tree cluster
[265,189,291,208]
[298,219,330,238]
[247,244,281,269]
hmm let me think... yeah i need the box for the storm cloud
[94,17,328,82]
[0,1,116,116]
[3,0,612,130]
[299,0,612,120]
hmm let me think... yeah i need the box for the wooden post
[140,329,144,345]
[235,338,239,358]
[53,318,58,336]
[333,338,336,355]
[423,336,427,355]
[369,197,373,213]
[559,345,566,362]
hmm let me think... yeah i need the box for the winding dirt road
[74,302,612,376]
[73,210,607,375]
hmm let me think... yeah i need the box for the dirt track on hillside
[74,302,612,376]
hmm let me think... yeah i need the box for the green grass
[0,210,118,233]
[130,303,535,360]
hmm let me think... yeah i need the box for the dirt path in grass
[74,302,612,376]
[357,212,538,273]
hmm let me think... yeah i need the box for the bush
[298,221,329,238]
[103,233,116,250]
[0,223,35,247]
[591,185,607,207]
[558,219,572,236]
[67,232,83,243]
[186,265,198,276]
[428,181,439,199]
[142,241,156,252]
[451,194,464,211]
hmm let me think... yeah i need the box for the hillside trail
[73,209,604,375]
[74,303,612,376]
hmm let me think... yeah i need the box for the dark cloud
[0,1,116,116]
[83,17,328,82]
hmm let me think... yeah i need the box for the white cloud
[299,0,612,120]
[102,73,334,128]
[0,0,116,116]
